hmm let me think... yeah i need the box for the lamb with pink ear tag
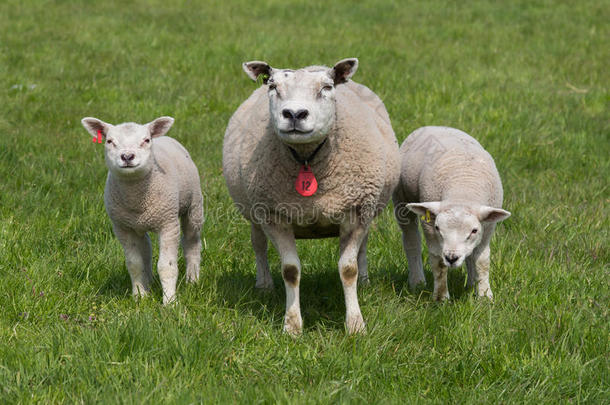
[81,116,204,305]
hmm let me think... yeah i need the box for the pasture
[0,0,608,403]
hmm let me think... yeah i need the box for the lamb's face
[104,123,154,178]
[242,58,359,145]
[407,202,511,268]
[81,116,175,179]
[433,207,483,268]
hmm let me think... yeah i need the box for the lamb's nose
[282,108,309,121]
[445,254,459,265]
[121,153,135,162]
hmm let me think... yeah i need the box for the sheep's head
[81,116,174,179]
[407,202,511,268]
[243,58,358,145]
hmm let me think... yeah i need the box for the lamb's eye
[321,85,333,92]
[106,139,113,145]
[144,138,151,144]
[434,225,439,231]
[471,228,478,235]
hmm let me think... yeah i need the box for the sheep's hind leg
[357,231,369,285]
[263,223,301,335]
[181,210,202,283]
[339,222,368,334]
[251,223,273,290]
[399,210,426,289]
[113,224,152,298]
[158,221,181,305]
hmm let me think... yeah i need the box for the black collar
[287,138,328,166]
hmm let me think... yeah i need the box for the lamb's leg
[399,211,425,289]
[263,223,301,335]
[113,224,152,298]
[339,222,368,334]
[158,221,181,305]
[469,245,493,300]
[181,212,202,283]
[251,223,273,290]
[357,231,369,285]
[430,254,450,301]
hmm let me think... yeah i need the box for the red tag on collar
[295,165,318,196]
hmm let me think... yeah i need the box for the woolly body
[223,60,400,334]
[393,126,509,300]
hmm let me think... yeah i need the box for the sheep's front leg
[113,224,152,298]
[467,245,493,300]
[263,223,301,335]
[430,254,450,301]
[251,223,273,290]
[357,231,369,285]
[399,211,425,289]
[158,221,181,305]
[339,222,368,334]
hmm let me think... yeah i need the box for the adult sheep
[223,58,400,334]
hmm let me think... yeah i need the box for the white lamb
[393,126,510,300]
[81,116,204,304]
[223,58,400,334]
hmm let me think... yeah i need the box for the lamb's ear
[243,61,273,84]
[406,202,442,222]
[330,58,359,85]
[477,206,511,223]
[147,116,174,138]
[81,117,111,138]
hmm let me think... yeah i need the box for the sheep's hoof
[283,312,302,336]
[433,291,450,302]
[255,280,274,291]
[358,275,370,287]
[477,288,494,301]
[346,314,366,335]
[162,295,178,306]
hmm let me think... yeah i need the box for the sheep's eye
[321,85,333,91]
[144,138,151,144]
[471,228,478,235]
[434,225,439,231]
[106,139,113,145]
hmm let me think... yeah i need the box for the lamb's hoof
[477,288,494,301]
[346,314,366,335]
[162,295,178,306]
[186,270,200,283]
[433,291,450,302]
[409,280,427,294]
[283,312,302,336]
[358,276,370,287]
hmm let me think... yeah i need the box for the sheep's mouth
[280,129,314,136]
[119,163,139,169]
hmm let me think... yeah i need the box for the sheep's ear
[243,61,273,84]
[330,58,359,85]
[406,202,442,222]
[477,206,511,223]
[147,116,174,138]
[81,117,111,138]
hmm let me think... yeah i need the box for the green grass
[0,0,608,403]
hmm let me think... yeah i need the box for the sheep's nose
[444,254,459,265]
[121,153,135,162]
[282,108,309,121]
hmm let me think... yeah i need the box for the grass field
[0,0,608,403]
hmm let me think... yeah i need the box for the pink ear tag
[295,165,318,197]
[94,129,103,144]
